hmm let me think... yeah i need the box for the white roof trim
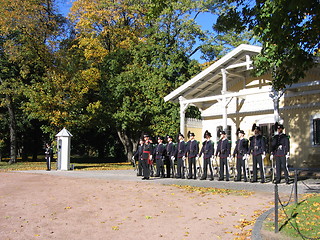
[170,76,319,108]
[202,109,273,117]
[181,86,271,105]
[164,44,262,102]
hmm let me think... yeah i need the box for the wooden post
[179,96,189,136]
[221,69,228,132]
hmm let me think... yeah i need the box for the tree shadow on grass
[278,199,306,231]
[279,212,298,231]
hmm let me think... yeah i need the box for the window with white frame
[312,115,320,146]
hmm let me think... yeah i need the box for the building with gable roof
[165,44,320,169]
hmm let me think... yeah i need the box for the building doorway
[259,123,275,153]
[259,123,275,169]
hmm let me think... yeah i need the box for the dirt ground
[0,172,275,240]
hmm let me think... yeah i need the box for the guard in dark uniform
[249,124,266,183]
[271,123,290,184]
[215,131,231,181]
[233,129,249,182]
[165,135,175,178]
[186,132,199,179]
[45,143,53,171]
[141,134,153,180]
[153,136,166,177]
[199,130,214,180]
[148,137,156,177]
[133,138,144,176]
[175,133,187,179]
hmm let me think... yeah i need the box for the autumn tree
[68,0,251,161]
[0,0,254,162]
[0,0,65,163]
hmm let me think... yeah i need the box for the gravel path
[1,170,319,240]
[19,169,320,194]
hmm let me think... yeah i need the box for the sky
[57,0,217,63]
[58,0,73,16]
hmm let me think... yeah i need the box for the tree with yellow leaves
[69,0,147,65]
[1,0,251,161]
[66,0,250,161]
[0,0,64,163]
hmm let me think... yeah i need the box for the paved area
[7,170,320,239]
[1,171,274,239]
[18,169,320,194]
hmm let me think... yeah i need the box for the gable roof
[164,44,262,105]
[56,127,73,137]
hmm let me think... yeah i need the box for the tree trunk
[270,87,285,124]
[6,95,17,164]
[116,129,138,162]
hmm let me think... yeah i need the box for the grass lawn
[264,193,320,239]
[0,159,133,171]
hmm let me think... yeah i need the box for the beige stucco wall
[185,118,203,142]
[282,103,320,168]
[281,66,320,168]
[185,127,203,142]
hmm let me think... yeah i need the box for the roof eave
[164,44,262,103]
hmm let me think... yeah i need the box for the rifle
[170,156,176,178]
[212,156,219,177]
[243,154,251,181]
[229,157,236,179]
[150,160,155,177]
[270,154,275,182]
[182,156,188,177]
[209,156,213,174]
[160,156,165,177]
[196,157,203,178]
[131,156,137,170]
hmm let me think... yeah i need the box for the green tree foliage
[68,0,242,160]
[0,0,253,162]
[67,0,252,161]
[215,0,320,90]
[0,0,66,163]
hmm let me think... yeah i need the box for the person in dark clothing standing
[271,123,290,184]
[45,143,53,171]
[233,129,249,182]
[215,131,231,181]
[133,138,144,176]
[186,132,199,179]
[141,134,153,180]
[199,130,214,181]
[153,136,166,177]
[165,135,175,178]
[175,133,187,179]
[249,124,266,183]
